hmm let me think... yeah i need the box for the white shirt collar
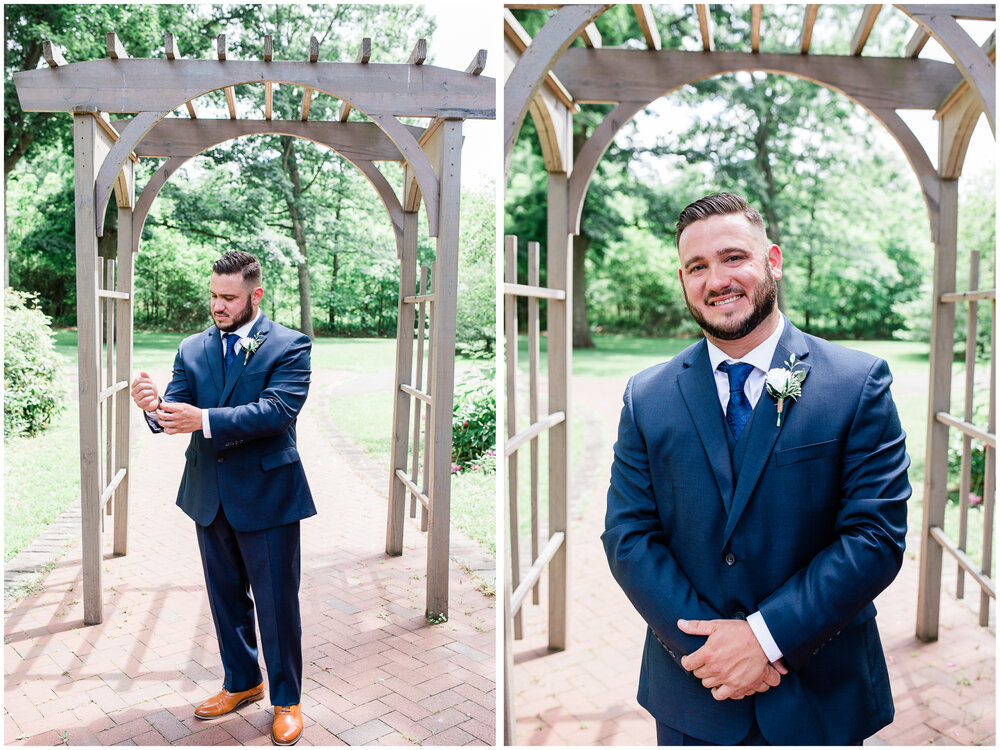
[223,309,261,349]
[706,313,785,374]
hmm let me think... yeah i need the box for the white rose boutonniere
[765,354,807,427]
[241,331,265,365]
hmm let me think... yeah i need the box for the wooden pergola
[503,4,995,742]
[13,31,494,625]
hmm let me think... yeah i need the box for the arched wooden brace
[369,113,442,236]
[937,88,987,180]
[898,5,996,135]
[503,33,572,173]
[562,75,948,244]
[503,3,612,175]
[95,105,438,239]
[126,125,408,253]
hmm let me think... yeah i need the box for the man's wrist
[747,611,783,663]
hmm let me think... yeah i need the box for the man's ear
[252,286,264,306]
[768,244,783,281]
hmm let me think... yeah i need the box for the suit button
[724,552,736,566]
[217,457,224,463]
[734,611,746,620]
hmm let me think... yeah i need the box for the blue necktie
[718,361,754,441]
[224,333,240,370]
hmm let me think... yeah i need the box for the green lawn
[12,333,497,566]
[5,399,80,562]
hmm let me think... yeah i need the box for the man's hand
[678,618,788,700]
[131,372,161,411]
[156,401,202,435]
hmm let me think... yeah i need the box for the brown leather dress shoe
[271,704,303,746]
[194,682,265,719]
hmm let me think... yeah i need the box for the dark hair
[675,192,765,247]
[212,251,261,287]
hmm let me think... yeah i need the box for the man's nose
[705,264,731,292]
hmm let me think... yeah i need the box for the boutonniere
[241,331,265,364]
[765,354,807,427]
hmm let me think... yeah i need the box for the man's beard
[215,295,255,333]
[684,268,777,341]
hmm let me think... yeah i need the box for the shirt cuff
[202,408,212,438]
[747,611,783,662]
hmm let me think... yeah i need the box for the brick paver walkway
[4,369,496,746]
[512,374,995,746]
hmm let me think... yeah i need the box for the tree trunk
[328,252,339,329]
[750,74,787,312]
[572,233,595,348]
[280,136,314,339]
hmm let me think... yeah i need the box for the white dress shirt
[148,310,261,439]
[201,310,262,438]
[703,314,785,663]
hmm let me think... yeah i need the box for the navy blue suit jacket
[148,313,316,532]
[602,319,910,745]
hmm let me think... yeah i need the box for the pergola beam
[696,5,714,52]
[631,4,662,50]
[301,36,319,121]
[465,49,488,75]
[751,5,762,53]
[408,38,427,65]
[43,40,67,68]
[553,48,964,110]
[504,10,577,112]
[115,118,420,160]
[106,32,128,60]
[165,32,197,118]
[14,59,495,119]
[851,5,883,56]
[800,4,820,54]
[906,26,932,57]
[264,35,273,120]
[339,38,370,122]
[581,22,602,49]
[216,34,237,119]
[901,5,996,20]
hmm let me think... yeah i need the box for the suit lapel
[722,321,811,545]
[218,314,270,406]
[677,341,734,508]
[203,328,224,394]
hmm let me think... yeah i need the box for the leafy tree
[4,289,66,437]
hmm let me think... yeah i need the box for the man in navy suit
[131,251,315,745]
[602,193,910,745]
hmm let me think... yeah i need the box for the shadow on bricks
[4,368,496,746]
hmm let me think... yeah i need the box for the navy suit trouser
[196,508,302,706]
[656,714,768,746]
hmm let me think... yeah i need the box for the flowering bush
[451,367,495,471]
[4,289,66,437]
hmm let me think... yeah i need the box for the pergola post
[73,111,107,626]
[387,210,419,556]
[546,170,571,651]
[916,176,959,642]
[112,166,135,557]
[425,119,463,619]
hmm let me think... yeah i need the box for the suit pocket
[261,447,299,471]
[775,439,838,466]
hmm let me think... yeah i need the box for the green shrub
[451,367,496,469]
[947,396,988,506]
[4,289,66,437]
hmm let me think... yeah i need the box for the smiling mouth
[708,293,744,307]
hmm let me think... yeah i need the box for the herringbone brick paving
[512,373,995,746]
[4,369,496,746]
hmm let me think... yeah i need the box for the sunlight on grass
[5,400,80,561]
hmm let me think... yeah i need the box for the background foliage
[504,5,995,346]
[4,289,66,437]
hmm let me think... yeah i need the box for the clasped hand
[130,371,201,434]
[678,618,788,701]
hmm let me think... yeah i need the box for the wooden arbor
[503,3,995,741]
[13,32,494,625]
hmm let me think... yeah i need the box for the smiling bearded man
[130,251,314,746]
[602,192,911,745]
